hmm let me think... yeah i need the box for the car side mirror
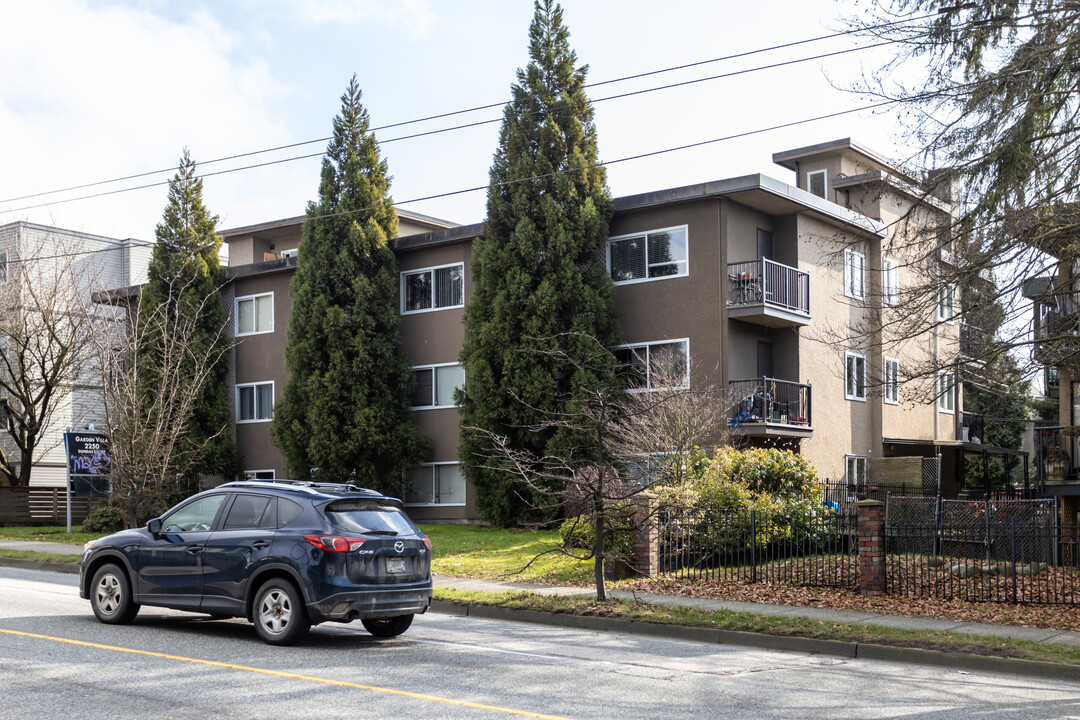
[146,518,162,535]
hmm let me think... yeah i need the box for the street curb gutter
[429,600,1080,683]
[0,558,79,575]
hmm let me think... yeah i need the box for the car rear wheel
[253,579,310,646]
[361,614,413,638]
[90,563,140,624]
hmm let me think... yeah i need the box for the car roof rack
[222,479,384,496]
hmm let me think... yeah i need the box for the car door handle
[186,545,203,554]
[252,540,271,549]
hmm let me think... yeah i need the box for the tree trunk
[593,508,607,601]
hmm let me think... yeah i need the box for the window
[607,226,688,284]
[222,494,273,530]
[882,258,898,306]
[615,339,689,391]
[884,358,899,404]
[937,283,955,321]
[938,371,955,413]
[845,352,866,401]
[235,293,273,336]
[0,252,7,282]
[401,263,464,314]
[411,363,465,409]
[807,169,827,199]
[280,248,298,260]
[243,469,275,480]
[404,463,466,506]
[237,382,274,423]
[844,249,865,299]
[162,494,227,532]
[845,455,867,490]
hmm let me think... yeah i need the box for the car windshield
[324,500,417,536]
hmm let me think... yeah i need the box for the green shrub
[82,505,128,534]
[559,512,634,559]
[704,447,821,504]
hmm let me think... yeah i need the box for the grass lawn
[420,524,596,585]
[0,525,98,546]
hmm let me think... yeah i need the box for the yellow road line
[0,627,575,720]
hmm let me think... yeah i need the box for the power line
[3,97,897,268]
[1,12,943,206]
[0,38,900,215]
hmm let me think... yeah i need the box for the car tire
[361,614,413,638]
[90,563,140,625]
[253,579,310,646]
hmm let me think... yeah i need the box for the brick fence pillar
[856,499,886,597]
[633,492,659,577]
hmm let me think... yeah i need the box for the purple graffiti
[70,450,110,475]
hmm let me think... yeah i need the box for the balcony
[1033,293,1080,367]
[729,377,813,438]
[726,259,810,328]
[961,411,985,444]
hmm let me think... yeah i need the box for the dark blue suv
[79,480,432,645]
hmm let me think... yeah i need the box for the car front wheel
[253,579,310,646]
[361,614,413,638]
[90,563,140,624]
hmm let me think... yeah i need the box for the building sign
[64,432,111,498]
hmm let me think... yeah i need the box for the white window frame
[616,338,690,393]
[235,292,274,337]
[403,462,466,507]
[236,381,274,424]
[844,248,865,300]
[410,362,465,410]
[882,258,898,306]
[606,225,689,286]
[938,370,956,413]
[243,469,276,480]
[845,455,867,495]
[845,352,866,402]
[884,357,899,405]
[280,248,298,260]
[807,169,828,199]
[936,283,955,322]
[400,262,465,315]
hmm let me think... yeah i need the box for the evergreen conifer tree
[459,0,620,526]
[271,76,427,491]
[139,150,239,488]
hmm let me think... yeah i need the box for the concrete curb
[429,600,1080,683]
[0,557,79,575]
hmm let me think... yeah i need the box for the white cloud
[0,1,296,240]
[268,0,433,35]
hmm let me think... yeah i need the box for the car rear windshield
[323,500,418,536]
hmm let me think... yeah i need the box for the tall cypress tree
[140,150,239,488]
[459,0,620,526]
[271,76,427,491]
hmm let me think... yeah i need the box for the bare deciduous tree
[466,334,736,600]
[0,232,108,486]
[95,274,235,525]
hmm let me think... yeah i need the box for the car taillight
[304,535,365,552]
[422,535,432,551]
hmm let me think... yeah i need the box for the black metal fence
[886,518,1080,604]
[657,508,856,587]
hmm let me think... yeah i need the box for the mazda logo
[394,541,404,553]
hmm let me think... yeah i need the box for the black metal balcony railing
[727,259,810,315]
[961,411,985,444]
[729,377,811,427]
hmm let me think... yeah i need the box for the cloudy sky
[0,1,906,242]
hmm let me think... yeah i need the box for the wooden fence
[0,487,100,526]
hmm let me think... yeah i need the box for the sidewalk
[4,537,1080,679]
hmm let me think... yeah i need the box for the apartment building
[1025,253,1080,522]
[219,138,977,523]
[0,221,150,487]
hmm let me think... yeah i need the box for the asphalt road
[1,567,1077,720]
